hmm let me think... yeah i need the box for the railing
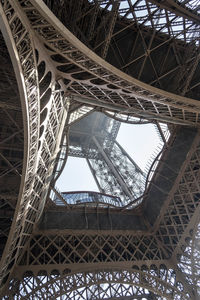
[144,123,172,188]
[50,121,174,210]
[103,111,151,125]
[123,126,173,210]
[50,189,122,207]
[50,125,174,210]
[154,122,171,144]
[145,148,164,191]
[53,133,69,182]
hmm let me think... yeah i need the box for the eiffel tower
[0,0,200,299]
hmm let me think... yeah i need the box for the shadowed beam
[148,0,200,24]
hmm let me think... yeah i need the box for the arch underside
[0,30,23,260]
[0,0,200,299]
[18,0,200,126]
[44,0,200,100]
[4,268,188,300]
[0,0,68,290]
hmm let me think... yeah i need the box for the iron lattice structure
[0,0,200,299]
[68,111,145,204]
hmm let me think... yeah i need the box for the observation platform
[53,191,122,206]
[41,191,145,231]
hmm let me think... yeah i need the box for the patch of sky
[94,0,199,44]
[56,122,163,192]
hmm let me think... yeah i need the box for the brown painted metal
[0,0,200,299]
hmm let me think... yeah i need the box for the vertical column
[87,136,145,205]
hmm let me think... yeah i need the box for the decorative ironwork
[0,0,68,291]
[19,0,200,126]
[86,137,145,205]
[51,190,122,207]
[4,268,190,300]
[0,0,200,299]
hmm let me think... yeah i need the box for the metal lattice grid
[0,0,200,299]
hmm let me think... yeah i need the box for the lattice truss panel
[5,268,190,300]
[87,138,145,205]
[103,110,154,124]
[19,233,168,266]
[0,0,68,290]
[0,0,200,298]
[68,101,95,126]
[156,135,200,255]
[51,97,93,184]
[68,112,121,160]
[44,0,200,100]
[4,130,200,299]
[0,31,23,258]
[176,217,200,298]
[17,0,200,126]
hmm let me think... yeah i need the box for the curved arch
[148,0,200,25]
[6,268,189,300]
[102,110,151,125]
[52,132,69,183]
[0,0,68,290]
[21,0,200,126]
[0,0,40,290]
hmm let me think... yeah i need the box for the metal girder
[87,137,145,205]
[17,0,200,126]
[42,0,200,102]
[6,262,191,299]
[147,0,200,25]
[0,0,200,299]
[100,1,120,59]
[72,95,199,126]
[0,152,21,177]
[68,103,95,126]
[180,51,200,96]
[4,126,199,299]
[0,28,23,264]
[174,206,200,299]
[0,0,69,293]
[0,102,21,111]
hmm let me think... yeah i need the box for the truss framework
[0,45,23,256]
[0,0,68,290]
[44,0,200,99]
[0,0,200,299]
[1,128,199,298]
[5,267,190,300]
[68,109,145,205]
[16,0,200,126]
[86,137,145,204]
